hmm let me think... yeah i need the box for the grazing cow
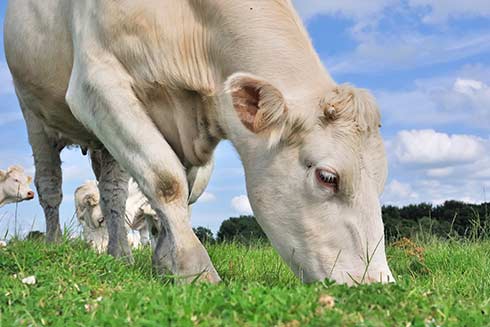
[5,0,393,284]
[0,166,34,207]
[125,178,158,247]
[75,179,146,251]
[74,180,108,252]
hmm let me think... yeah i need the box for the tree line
[194,201,490,243]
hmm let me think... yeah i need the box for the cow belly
[4,0,98,145]
[15,84,98,146]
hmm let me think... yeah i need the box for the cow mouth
[315,168,339,191]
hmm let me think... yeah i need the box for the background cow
[0,165,34,208]
[74,180,108,253]
[75,179,150,251]
[76,173,210,252]
[5,0,393,284]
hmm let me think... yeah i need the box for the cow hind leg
[20,107,63,243]
[66,57,220,283]
[90,149,133,262]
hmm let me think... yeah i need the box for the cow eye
[315,168,339,192]
[14,179,20,183]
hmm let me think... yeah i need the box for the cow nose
[331,270,395,286]
[26,191,35,199]
[98,217,105,226]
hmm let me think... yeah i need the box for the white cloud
[292,0,395,21]
[198,192,216,203]
[62,164,93,182]
[0,112,23,126]
[0,62,14,96]
[294,0,490,24]
[392,130,487,166]
[231,195,253,215]
[378,74,490,130]
[382,179,419,205]
[292,1,490,75]
[453,78,485,95]
[408,0,490,24]
[329,32,490,74]
[384,129,490,206]
[426,167,454,178]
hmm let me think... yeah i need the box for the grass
[1,238,490,326]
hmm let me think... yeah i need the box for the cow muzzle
[330,269,395,286]
[26,191,35,200]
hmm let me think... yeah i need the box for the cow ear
[84,195,98,206]
[0,170,6,181]
[225,73,287,135]
[7,165,23,174]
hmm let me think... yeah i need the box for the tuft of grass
[1,238,490,326]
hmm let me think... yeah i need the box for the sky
[1,1,490,237]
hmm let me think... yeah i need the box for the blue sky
[1,1,490,237]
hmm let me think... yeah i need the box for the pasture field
[1,238,489,326]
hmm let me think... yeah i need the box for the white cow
[75,179,175,252]
[75,180,148,251]
[74,180,108,252]
[5,0,393,284]
[0,166,34,207]
[125,179,159,247]
[76,172,209,251]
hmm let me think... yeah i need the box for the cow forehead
[284,92,381,149]
[6,171,29,182]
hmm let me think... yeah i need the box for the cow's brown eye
[315,168,339,192]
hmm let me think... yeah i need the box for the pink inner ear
[232,85,261,133]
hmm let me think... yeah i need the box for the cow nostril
[27,191,35,199]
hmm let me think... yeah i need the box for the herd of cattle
[0,165,160,252]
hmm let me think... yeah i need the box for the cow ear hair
[84,194,98,206]
[225,73,287,135]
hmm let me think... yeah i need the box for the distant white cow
[74,180,108,252]
[0,166,34,208]
[125,179,158,247]
[75,179,159,251]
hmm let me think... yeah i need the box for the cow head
[224,73,393,285]
[0,165,35,207]
[75,182,105,230]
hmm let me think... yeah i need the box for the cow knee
[35,175,62,208]
[155,171,184,204]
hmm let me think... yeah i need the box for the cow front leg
[65,57,220,282]
[91,149,132,262]
[21,107,63,243]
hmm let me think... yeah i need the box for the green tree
[217,216,267,243]
[193,227,215,244]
